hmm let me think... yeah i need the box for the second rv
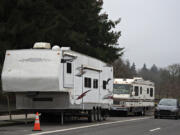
[111,77,155,116]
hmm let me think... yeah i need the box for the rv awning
[63,52,77,58]
[82,65,102,72]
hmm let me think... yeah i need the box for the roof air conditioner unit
[33,42,51,49]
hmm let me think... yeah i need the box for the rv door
[63,60,74,88]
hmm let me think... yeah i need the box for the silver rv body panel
[1,47,113,111]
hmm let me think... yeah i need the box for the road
[0,116,180,135]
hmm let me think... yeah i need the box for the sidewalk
[0,114,34,127]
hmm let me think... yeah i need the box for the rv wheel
[141,109,145,116]
[101,110,107,120]
[94,108,98,121]
[97,108,102,121]
[88,110,94,122]
[102,115,107,120]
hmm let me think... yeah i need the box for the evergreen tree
[0,0,122,64]
[130,62,137,76]
[113,59,134,78]
[142,63,148,71]
[139,63,150,80]
[150,64,158,73]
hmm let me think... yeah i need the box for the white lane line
[28,117,151,135]
[150,128,161,132]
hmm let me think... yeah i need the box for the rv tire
[97,108,102,121]
[141,109,145,116]
[93,108,98,121]
[88,110,94,122]
[101,109,108,120]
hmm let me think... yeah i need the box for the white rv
[111,77,155,116]
[1,42,113,123]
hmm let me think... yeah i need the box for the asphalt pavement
[0,116,180,135]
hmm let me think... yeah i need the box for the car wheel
[154,115,158,119]
[174,115,178,120]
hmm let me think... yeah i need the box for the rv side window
[84,77,91,88]
[103,81,106,89]
[93,79,98,89]
[67,63,72,73]
[140,87,142,94]
[147,88,149,94]
[134,86,139,96]
[150,88,153,97]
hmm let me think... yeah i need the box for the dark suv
[154,98,180,119]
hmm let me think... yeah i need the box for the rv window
[113,84,132,94]
[147,88,149,94]
[113,100,120,105]
[150,88,153,97]
[140,87,142,94]
[67,63,72,73]
[84,77,91,88]
[134,86,139,96]
[103,81,107,89]
[93,79,98,89]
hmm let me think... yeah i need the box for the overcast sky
[103,0,180,68]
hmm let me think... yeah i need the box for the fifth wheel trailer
[1,42,113,123]
[111,77,155,116]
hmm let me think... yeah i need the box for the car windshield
[159,99,177,106]
[113,84,132,94]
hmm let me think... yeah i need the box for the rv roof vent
[52,45,60,51]
[61,47,71,51]
[33,42,51,49]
